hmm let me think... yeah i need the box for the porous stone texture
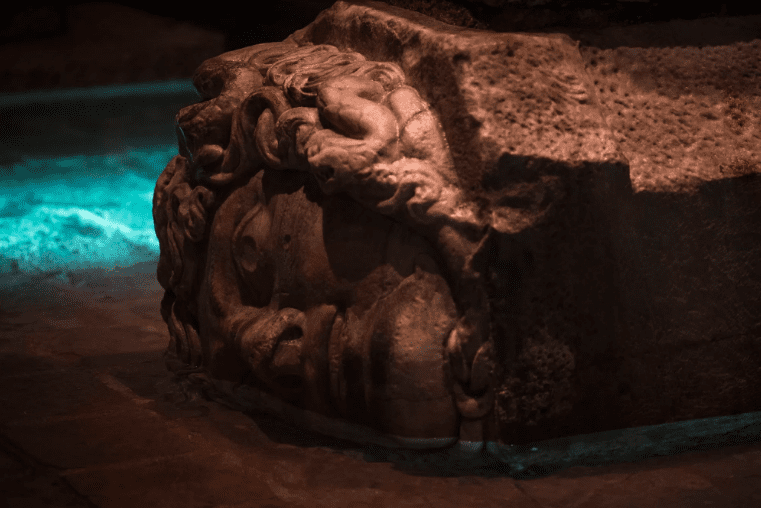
[561,19,761,438]
[153,0,761,449]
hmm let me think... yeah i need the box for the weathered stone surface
[152,0,761,451]
[153,0,630,448]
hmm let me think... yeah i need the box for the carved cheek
[294,223,333,287]
[329,272,459,440]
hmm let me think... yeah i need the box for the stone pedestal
[153,0,761,450]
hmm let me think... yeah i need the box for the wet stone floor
[0,263,760,508]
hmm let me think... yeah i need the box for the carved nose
[239,307,306,400]
[271,326,304,391]
[271,325,303,372]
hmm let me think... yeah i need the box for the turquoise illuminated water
[0,145,175,279]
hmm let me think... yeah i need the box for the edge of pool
[0,79,198,107]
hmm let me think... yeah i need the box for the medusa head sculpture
[153,39,498,446]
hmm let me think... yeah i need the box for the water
[0,145,175,279]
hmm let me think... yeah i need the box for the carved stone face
[192,168,460,440]
[155,38,494,445]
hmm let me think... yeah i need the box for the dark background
[3,1,760,52]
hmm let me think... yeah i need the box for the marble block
[153,0,635,448]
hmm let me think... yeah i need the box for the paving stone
[3,405,195,470]
[0,367,130,425]
[22,316,167,359]
[0,438,93,508]
[62,451,281,508]
[0,349,63,378]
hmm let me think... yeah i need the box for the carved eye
[233,202,271,272]
[238,236,259,274]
